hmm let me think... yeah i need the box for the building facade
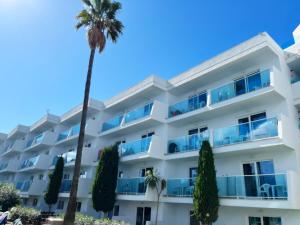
[1,26,300,225]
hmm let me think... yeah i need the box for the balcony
[0,160,18,173]
[211,70,270,104]
[16,179,47,196]
[51,148,97,168]
[116,177,156,201]
[117,177,146,195]
[59,178,92,197]
[217,174,287,200]
[56,122,97,146]
[168,92,207,118]
[166,132,209,160]
[213,118,278,148]
[19,154,49,172]
[1,139,25,157]
[25,131,56,152]
[164,173,298,208]
[100,101,167,137]
[102,116,123,132]
[119,135,164,162]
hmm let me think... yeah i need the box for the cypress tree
[193,140,219,225]
[92,144,119,215]
[44,156,64,212]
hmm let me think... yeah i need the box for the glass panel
[168,92,207,118]
[247,72,262,92]
[211,82,235,104]
[168,131,209,154]
[117,178,146,195]
[119,137,152,157]
[19,156,39,169]
[57,124,80,141]
[102,115,123,132]
[16,180,32,192]
[125,103,153,124]
[166,178,195,197]
[235,78,246,96]
[213,118,278,147]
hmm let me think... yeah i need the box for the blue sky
[0,0,300,133]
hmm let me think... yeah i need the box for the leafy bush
[9,206,41,225]
[0,183,20,211]
[74,213,95,225]
[59,213,130,225]
[95,219,130,225]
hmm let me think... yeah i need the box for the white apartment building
[1,26,300,225]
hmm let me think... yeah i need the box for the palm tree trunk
[63,48,96,225]
[155,196,159,225]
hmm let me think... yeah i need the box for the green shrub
[95,219,130,225]
[9,206,41,225]
[74,213,95,225]
[59,213,130,225]
[0,183,20,211]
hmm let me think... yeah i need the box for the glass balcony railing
[60,179,72,193]
[213,118,278,147]
[124,103,153,124]
[0,163,8,171]
[168,131,209,154]
[217,174,287,199]
[119,137,152,157]
[3,142,14,153]
[117,178,146,195]
[166,178,195,197]
[101,115,123,132]
[166,174,288,200]
[52,151,76,166]
[169,93,207,118]
[211,70,270,104]
[19,156,39,170]
[57,124,80,142]
[26,133,44,148]
[16,180,32,192]
[291,75,300,84]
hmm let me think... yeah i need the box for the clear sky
[0,0,300,133]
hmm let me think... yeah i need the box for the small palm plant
[145,170,166,225]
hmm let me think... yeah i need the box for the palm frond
[81,0,93,7]
[100,0,111,15]
[107,2,122,19]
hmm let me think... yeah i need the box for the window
[38,174,44,180]
[118,171,124,178]
[80,171,87,178]
[248,216,282,225]
[113,205,119,216]
[32,198,38,207]
[63,174,70,180]
[57,200,64,210]
[139,167,153,177]
[234,77,246,96]
[76,202,82,212]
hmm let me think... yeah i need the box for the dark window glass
[235,78,246,96]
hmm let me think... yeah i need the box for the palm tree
[63,1,123,224]
[145,170,166,225]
